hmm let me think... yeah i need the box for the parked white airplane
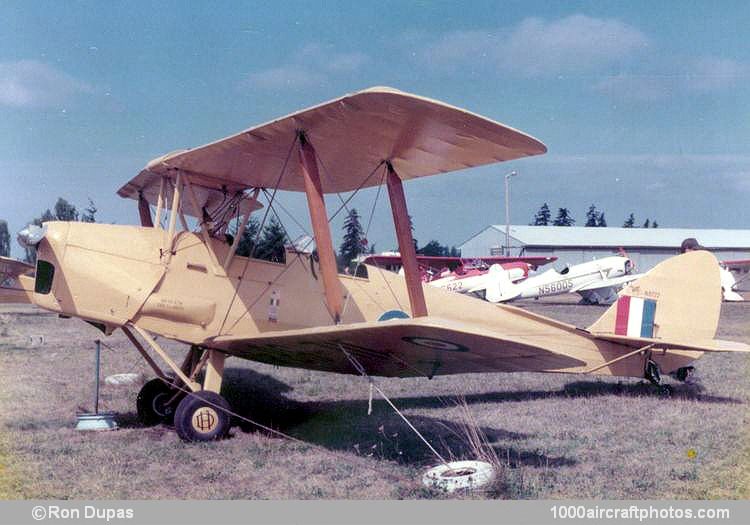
[473,255,643,304]
[719,258,749,301]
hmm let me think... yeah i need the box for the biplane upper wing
[117,86,547,201]
[209,316,585,378]
[362,254,557,270]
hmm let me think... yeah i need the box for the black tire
[174,391,231,442]
[136,378,180,426]
[658,384,674,397]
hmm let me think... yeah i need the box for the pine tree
[642,218,650,228]
[585,204,599,227]
[652,221,659,228]
[54,198,78,221]
[0,220,10,257]
[417,240,448,256]
[553,208,575,226]
[596,212,607,227]
[81,199,97,223]
[623,213,636,228]
[256,216,286,263]
[532,203,551,225]
[234,217,260,258]
[338,208,365,269]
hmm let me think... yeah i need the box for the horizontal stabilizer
[591,333,750,353]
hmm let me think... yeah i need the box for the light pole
[504,171,517,256]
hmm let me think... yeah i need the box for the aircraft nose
[17,224,47,248]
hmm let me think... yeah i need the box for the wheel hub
[191,406,220,434]
[152,392,174,418]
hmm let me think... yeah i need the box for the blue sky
[2,1,749,257]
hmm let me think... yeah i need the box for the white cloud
[537,154,750,194]
[594,56,748,101]
[242,44,369,91]
[684,56,748,92]
[593,73,674,101]
[0,60,92,108]
[243,65,326,90]
[503,15,650,76]
[419,15,649,77]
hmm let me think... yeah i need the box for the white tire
[422,460,496,493]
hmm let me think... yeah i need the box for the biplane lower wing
[570,273,645,293]
[209,317,586,378]
[0,256,35,304]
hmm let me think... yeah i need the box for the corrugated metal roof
[475,225,750,248]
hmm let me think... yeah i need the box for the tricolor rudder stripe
[614,296,657,337]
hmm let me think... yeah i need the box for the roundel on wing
[378,309,410,321]
[402,336,468,352]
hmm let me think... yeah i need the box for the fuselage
[514,256,633,299]
[428,264,526,294]
[25,221,702,379]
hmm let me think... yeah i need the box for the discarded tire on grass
[105,373,144,386]
[422,460,496,493]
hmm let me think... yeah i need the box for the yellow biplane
[4,87,749,441]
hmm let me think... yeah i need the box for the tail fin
[588,250,722,341]
[483,264,521,303]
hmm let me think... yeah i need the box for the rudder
[588,251,722,341]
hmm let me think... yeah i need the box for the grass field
[0,299,748,499]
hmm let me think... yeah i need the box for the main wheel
[137,378,181,425]
[174,391,231,442]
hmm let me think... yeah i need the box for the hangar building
[459,225,750,272]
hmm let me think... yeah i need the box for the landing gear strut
[645,359,673,396]
[124,325,233,441]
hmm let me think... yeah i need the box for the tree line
[0,197,660,273]
[531,203,658,228]
[0,197,97,261]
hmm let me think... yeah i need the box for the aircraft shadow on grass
[216,368,572,468]
[114,366,741,467]
[206,367,734,466]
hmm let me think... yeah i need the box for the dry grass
[0,300,747,500]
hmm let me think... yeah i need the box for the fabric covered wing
[118,87,546,199]
[571,273,644,293]
[209,317,585,378]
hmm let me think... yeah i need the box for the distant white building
[459,225,750,271]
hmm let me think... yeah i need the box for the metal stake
[94,339,101,415]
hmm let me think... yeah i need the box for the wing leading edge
[209,317,585,378]
[118,87,547,200]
